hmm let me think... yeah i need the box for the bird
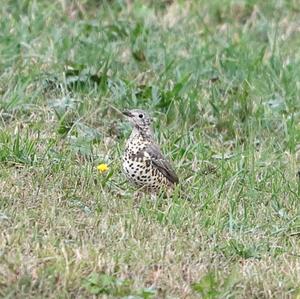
[122,109,179,196]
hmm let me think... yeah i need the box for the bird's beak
[122,110,133,117]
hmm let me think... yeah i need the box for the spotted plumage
[122,109,178,194]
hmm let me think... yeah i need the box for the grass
[0,0,300,298]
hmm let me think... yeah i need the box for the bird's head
[122,109,152,131]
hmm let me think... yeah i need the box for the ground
[1,0,300,298]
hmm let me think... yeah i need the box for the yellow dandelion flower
[97,163,109,173]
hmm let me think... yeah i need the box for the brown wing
[145,143,179,184]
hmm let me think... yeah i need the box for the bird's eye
[138,114,143,118]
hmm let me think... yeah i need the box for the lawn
[1,0,300,298]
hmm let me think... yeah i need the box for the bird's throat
[131,126,153,141]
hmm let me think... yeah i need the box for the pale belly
[122,155,166,191]
[122,134,171,192]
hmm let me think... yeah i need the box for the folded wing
[145,143,179,184]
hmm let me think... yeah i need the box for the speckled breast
[122,141,169,192]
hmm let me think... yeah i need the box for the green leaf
[191,272,220,298]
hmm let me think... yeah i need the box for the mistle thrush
[122,109,179,194]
